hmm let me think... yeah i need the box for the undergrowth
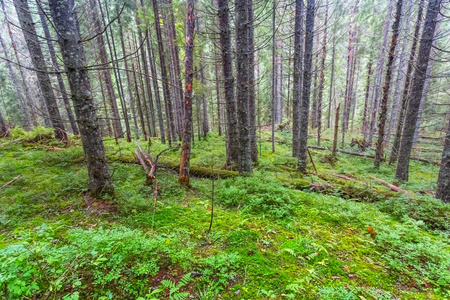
[0,128,448,299]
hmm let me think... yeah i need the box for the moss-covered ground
[0,127,449,299]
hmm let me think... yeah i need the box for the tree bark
[395,0,442,181]
[49,0,113,196]
[317,0,328,146]
[179,0,195,187]
[389,0,424,165]
[89,0,122,140]
[271,0,276,153]
[327,37,335,129]
[368,0,394,144]
[217,0,239,164]
[386,0,412,144]
[37,1,79,135]
[374,0,403,168]
[248,0,257,162]
[362,59,373,141]
[236,0,252,174]
[152,0,176,144]
[436,117,450,203]
[298,0,315,173]
[13,0,67,140]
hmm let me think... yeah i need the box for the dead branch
[369,175,413,196]
[0,174,22,190]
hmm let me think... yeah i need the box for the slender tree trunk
[214,44,223,136]
[0,31,32,130]
[332,103,341,158]
[119,21,139,139]
[298,0,315,173]
[248,0,257,162]
[327,36,335,129]
[362,59,373,140]
[271,0,276,153]
[369,0,394,144]
[395,0,442,181]
[13,0,67,140]
[374,0,403,168]
[311,31,319,129]
[37,1,79,135]
[389,0,424,165]
[100,0,131,142]
[97,71,113,137]
[166,0,184,138]
[134,13,155,138]
[179,0,195,186]
[342,1,359,145]
[317,0,328,146]
[386,0,412,144]
[236,0,252,174]
[436,116,450,203]
[200,66,209,138]
[146,27,166,143]
[89,0,122,140]
[1,0,38,127]
[218,0,239,164]
[152,0,176,144]
[49,0,113,196]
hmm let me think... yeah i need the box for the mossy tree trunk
[49,0,113,196]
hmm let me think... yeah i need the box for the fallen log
[308,146,439,165]
[0,174,22,190]
[368,176,413,196]
[115,154,238,179]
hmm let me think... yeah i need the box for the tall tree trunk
[13,0,67,140]
[298,0,315,173]
[179,0,195,187]
[395,0,442,181]
[1,0,38,127]
[49,0,113,196]
[0,31,32,130]
[413,14,440,146]
[389,0,424,165]
[165,0,184,139]
[97,71,113,137]
[217,0,239,164]
[327,36,335,129]
[119,19,139,139]
[152,0,176,144]
[271,0,276,153]
[37,1,79,135]
[362,59,373,140]
[100,0,131,142]
[146,27,166,143]
[436,116,450,203]
[89,0,122,140]
[317,0,328,146]
[134,12,155,138]
[236,0,252,174]
[342,1,359,145]
[311,31,320,129]
[386,0,412,144]
[200,66,209,138]
[214,43,223,136]
[368,0,394,144]
[374,0,403,168]
[248,0,257,162]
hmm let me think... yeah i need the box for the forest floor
[0,127,449,300]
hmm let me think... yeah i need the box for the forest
[0,0,449,298]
